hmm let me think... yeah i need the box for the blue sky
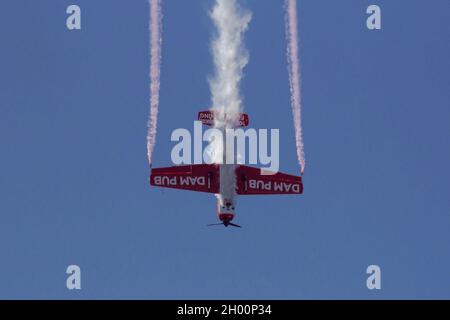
[0,0,449,299]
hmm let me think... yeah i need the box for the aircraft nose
[219,213,234,222]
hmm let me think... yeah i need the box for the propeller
[228,222,242,228]
[207,222,242,228]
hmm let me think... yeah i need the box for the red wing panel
[198,110,249,127]
[238,113,249,127]
[235,165,303,195]
[198,111,214,126]
[150,164,220,193]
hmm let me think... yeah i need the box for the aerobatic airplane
[150,110,303,228]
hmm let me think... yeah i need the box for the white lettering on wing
[180,176,206,186]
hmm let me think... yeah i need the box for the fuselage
[215,119,237,223]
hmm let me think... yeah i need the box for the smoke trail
[147,0,162,165]
[285,0,305,174]
[208,0,251,204]
[209,0,251,131]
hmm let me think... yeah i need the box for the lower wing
[150,164,220,193]
[235,165,303,195]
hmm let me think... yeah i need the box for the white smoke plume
[147,0,162,165]
[208,0,252,204]
[285,0,306,174]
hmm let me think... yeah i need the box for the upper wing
[235,165,303,195]
[150,164,220,193]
